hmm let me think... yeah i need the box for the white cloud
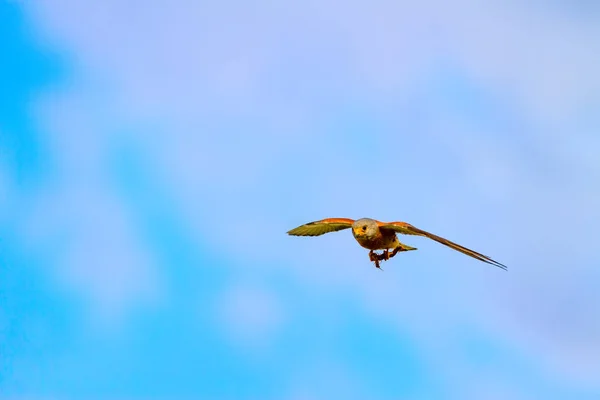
[0,161,9,221]
[217,284,284,348]
[15,88,164,325]
[22,179,163,325]
[285,358,370,400]
[25,0,600,120]
[18,0,600,390]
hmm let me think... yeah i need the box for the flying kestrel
[287,218,506,270]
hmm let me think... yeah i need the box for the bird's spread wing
[379,221,507,270]
[287,218,354,236]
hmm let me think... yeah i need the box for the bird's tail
[397,242,417,251]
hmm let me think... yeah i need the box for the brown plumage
[287,217,506,270]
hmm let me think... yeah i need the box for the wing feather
[380,222,507,270]
[287,218,354,237]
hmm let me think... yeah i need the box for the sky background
[1,0,600,398]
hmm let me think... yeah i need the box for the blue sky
[1,0,600,398]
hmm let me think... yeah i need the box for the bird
[287,218,506,270]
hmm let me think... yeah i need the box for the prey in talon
[287,217,507,270]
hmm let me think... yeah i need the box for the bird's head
[352,218,379,239]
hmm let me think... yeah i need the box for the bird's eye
[362,226,367,231]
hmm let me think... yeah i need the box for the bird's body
[353,226,398,250]
[351,218,413,251]
[287,217,506,270]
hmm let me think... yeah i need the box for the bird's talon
[369,251,376,262]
